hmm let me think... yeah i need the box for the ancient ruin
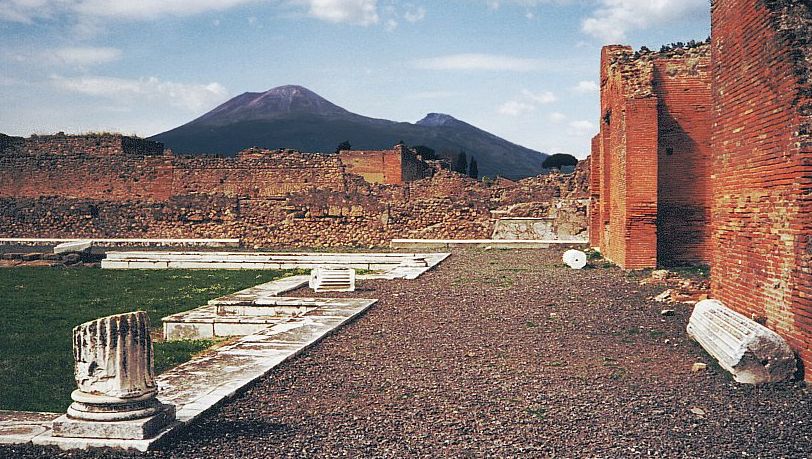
[0,133,588,247]
[590,0,811,381]
[52,312,175,440]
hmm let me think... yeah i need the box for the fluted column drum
[67,311,162,422]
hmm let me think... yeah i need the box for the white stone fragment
[309,267,356,292]
[53,311,175,440]
[687,299,796,384]
[562,249,587,269]
[54,240,92,254]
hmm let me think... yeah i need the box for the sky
[0,0,710,158]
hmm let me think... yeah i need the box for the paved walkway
[3,249,810,458]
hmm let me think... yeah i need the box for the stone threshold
[7,298,377,452]
[390,239,589,249]
[0,238,240,248]
[101,252,450,277]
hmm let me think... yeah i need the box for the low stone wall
[0,165,589,248]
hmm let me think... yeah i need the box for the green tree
[468,157,478,179]
[335,140,351,153]
[542,153,578,170]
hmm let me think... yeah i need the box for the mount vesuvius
[149,85,549,179]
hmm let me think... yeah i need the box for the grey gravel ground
[2,248,810,458]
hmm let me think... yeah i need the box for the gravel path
[4,249,810,458]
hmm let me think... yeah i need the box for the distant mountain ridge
[150,85,548,179]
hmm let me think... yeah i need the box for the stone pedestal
[53,311,175,440]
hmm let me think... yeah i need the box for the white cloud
[482,0,571,9]
[582,0,707,43]
[50,75,229,111]
[567,119,596,135]
[72,0,256,20]
[413,53,545,72]
[499,88,556,117]
[573,80,598,93]
[299,0,379,25]
[404,6,425,22]
[522,89,556,104]
[547,111,567,123]
[48,47,122,66]
[0,0,380,26]
[498,100,536,117]
[385,18,398,30]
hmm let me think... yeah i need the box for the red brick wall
[653,53,713,266]
[711,0,812,381]
[589,134,601,249]
[593,46,659,268]
[592,45,713,269]
[338,145,433,184]
[0,139,348,201]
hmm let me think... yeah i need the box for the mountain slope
[150,85,548,179]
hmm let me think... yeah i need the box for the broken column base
[52,404,175,440]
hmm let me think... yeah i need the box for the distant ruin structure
[590,0,811,380]
[0,133,589,247]
[338,144,433,184]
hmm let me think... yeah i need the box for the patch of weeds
[609,367,628,380]
[154,339,218,374]
[526,320,539,328]
[626,327,642,336]
[649,329,665,339]
[668,265,710,279]
[526,406,547,419]
[602,356,619,366]
[585,249,603,260]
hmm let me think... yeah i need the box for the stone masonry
[0,134,589,247]
[590,0,811,380]
[590,44,712,269]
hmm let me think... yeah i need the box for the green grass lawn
[0,267,293,412]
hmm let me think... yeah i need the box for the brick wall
[592,45,713,269]
[711,0,812,380]
[592,46,659,269]
[0,166,589,247]
[653,50,714,266]
[0,132,590,247]
[338,145,433,184]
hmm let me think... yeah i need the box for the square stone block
[52,404,175,440]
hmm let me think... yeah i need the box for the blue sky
[0,0,710,158]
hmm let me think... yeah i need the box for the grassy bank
[0,267,290,412]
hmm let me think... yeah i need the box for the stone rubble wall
[710,0,812,381]
[0,138,590,247]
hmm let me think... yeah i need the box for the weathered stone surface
[310,268,355,292]
[52,405,175,441]
[562,249,587,269]
[687,300,796,384]
[54,311,175,440]
[54,240,92,254]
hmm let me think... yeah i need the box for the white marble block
[53,311,175,440]
[54,240,92,254]
[310,267,356,292]
[562,249,587,269]
[687,299,797,384]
